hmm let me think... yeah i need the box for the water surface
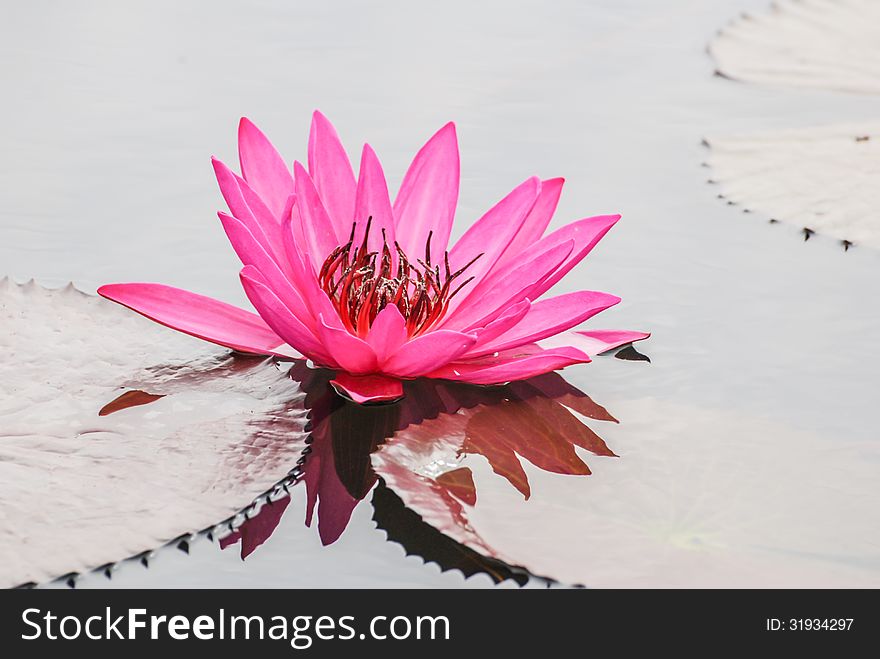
[2,0,878,587]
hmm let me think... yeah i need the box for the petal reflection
[221,364,616,581]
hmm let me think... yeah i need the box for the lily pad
[710,0,880,95]
[705,122,880,249]
[0,278,306,587]
[375,395,880,587]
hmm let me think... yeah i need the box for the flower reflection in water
[220,362,619,582]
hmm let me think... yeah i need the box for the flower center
[318,217,482,338]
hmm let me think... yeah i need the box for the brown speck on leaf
[99,390,165,416]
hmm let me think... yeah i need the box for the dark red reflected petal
[219,497,290,559]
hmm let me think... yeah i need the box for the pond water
[1,0,878,588]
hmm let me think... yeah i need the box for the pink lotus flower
[99,112,647,404]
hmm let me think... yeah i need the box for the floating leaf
[705,122,880,249]
[0,279,307,587]
[371,482,528,585]
[710,0,880,95]
[371,374,616,572]
[379,395,880,587]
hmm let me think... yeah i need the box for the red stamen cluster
[318,217,481,338]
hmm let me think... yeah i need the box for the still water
[1,0,878,587]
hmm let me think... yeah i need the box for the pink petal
[218,212,315,328]
[366,304,408,362]
[353,144,396,261]
[239,266,335,364]
[214,159,290,265]
[232,172,299,279]
[469,290,622,357]
[469,299,531,347]
[441,239,574,331]
[316,314,379,374]
[281,192,296,224]
[382,330,478,378]
[449,214,618,326]
[539,329,650,356]
[427,345,591,385]
[212,156,257,224]
[280,214,351,331]
[308,110,357,241]
[445,177,541,308]
[495,177,564,269]
[97,282,298,359]
[293,161,340,272]
[330,372,404,404]
[237,117,295,217]
[213,162,295,282]
[523,214,621,300]
[233,170,282,226]
[393,122,459,258]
